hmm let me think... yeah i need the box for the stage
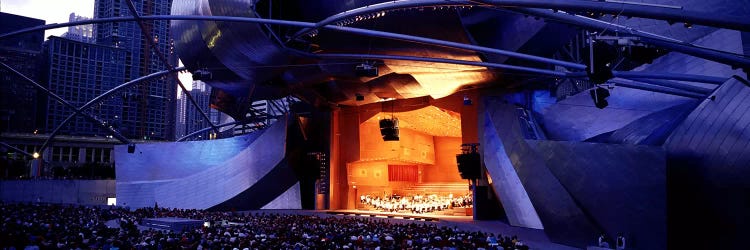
[327,209,472,222]
[141,217,204,232]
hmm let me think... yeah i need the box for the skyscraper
[63,13,94,43]
[41,36,128,136]
[175,90,187,139]
[0,13,45,134]
[182,81,222,140]
[94,0,178,140]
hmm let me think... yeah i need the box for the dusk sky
[1,0,95,37]
[1,0,193,90]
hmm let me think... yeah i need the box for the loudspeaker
[590,87,610,109]
[379,119,399,141]
[127,144,135,154]
[456,153,481,179]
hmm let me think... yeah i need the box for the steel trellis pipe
[293,0,750,39]
[474,0,750,31]
[0,15,585,70]
[123,0,221,135]
[39,67,185,155]
[0,61,131,144]
[177,120,248,142]
[304,52,569,77]
[509,8,750,70]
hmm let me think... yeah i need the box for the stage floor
[141,217,204,232]
[327,209,472,221]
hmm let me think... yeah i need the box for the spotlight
[355,93,365,101]
[192,69,212,81]
[32,152,39,159]
[590,87,610,109]
[463,95,472,105]
[355,63,378,77]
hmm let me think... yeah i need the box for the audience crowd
[360,193,472,214]
[0,202,529,250]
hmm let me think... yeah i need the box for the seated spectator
[616,233,626,250]
[599,233,610,248]
[0,202,529,250]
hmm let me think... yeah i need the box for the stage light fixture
[192,69,212,81]
[379,118,399,141]
[32,152,39,159]
[355,93,365,101]
[127,144,136,154]
[355,63,378,77]
[584,40,617,84]
[590,87,610,109]
[463,95,472,105]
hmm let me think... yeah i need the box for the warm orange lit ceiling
[382,51,492,100]
[367,105,461,137]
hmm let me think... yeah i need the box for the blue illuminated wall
[480,99,666,249]
[663,77,750,249]
[484,76,750,249]
[0,180,115,205]
[115,117,301,210]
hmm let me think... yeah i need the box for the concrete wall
[347,161,388,187]
[527,141,666,250]
[359,121,436,164]
[482,97,668,249]
[539,28,747,143]
[0,180,115,205]
[482,99,597,246]
[422,136,463,183]
[481,108,544,230]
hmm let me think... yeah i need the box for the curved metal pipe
[618,78,714,94]
[1,15,746,70]
[291,0,477,39]
[40,67,185,154]
[0,141,35,159]
[298,0,750,69]
[475,0,749,31]
[612,71,728,84]
[510,8,750,69]
[323,25,586,69]
[293,0,750,39]
[611,79,706,99]
[0,15,585,70]
[176,120,246,142]
[307,52,568,77]
[312,52,733,85]
[125,0,221,135]
[566,71,728,84]
[0,61,130,144]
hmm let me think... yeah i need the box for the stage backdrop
[115,117,301,210]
